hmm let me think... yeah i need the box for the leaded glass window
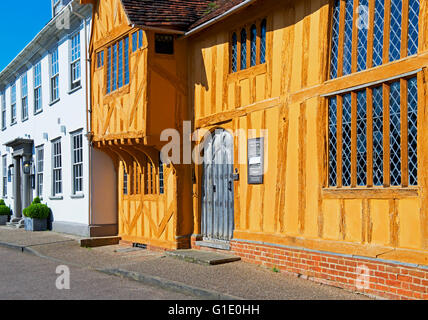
[356,90,367,186]
[407,77,418,186]
[342,94,352,186]
[328,97,338,187]
[250,25,257,67]
[342,0,353,76]
[372,86,384,186]
[240,29,247,70]
[330,0,340,79]
[389,0,402,62]
[329,0,419,79]
[327,76,419,188]
[232,33,238,73]
[408,0,420,56]
[260,19,267,64]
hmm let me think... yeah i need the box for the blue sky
[0,1,51,71]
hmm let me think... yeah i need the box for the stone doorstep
[80,236,122,248]
[166,249,241,266]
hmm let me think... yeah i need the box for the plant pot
[0,215,7,225]
[24,217,47,232]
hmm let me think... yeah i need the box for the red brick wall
[192,237,428,300]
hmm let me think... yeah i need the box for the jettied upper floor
[80,0,218,148]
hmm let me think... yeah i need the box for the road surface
[0,246,193,300]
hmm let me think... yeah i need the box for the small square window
[155,34,174,55]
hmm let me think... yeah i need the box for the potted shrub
[23,197,50,232]
[0,199,11,225]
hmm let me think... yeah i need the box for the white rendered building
[0,0,117,236]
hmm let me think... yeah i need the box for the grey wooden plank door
[202,129,234,242]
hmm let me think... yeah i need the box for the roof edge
[184,0,258,37]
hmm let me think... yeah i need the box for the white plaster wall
[91,148,117,226]
[0,17,98,227]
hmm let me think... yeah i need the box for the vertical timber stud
[318,97,327,238]
[298,102,307,234]
[418,69,428,249]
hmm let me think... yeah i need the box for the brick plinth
[191,236,428,300]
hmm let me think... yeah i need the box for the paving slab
[0,226,80,247]
[166,249,241,265]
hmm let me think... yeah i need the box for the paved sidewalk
[0,227,370,300]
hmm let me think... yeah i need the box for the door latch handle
[213,185,216,192]
[228,181,233,191]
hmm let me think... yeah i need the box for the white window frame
[36,146,44,198]
[2,155,7,197]
[71,131,84,195]
[52,0,62,17]
[52,138,62,197]
[70,32,81,91]
[50,48,60,103]
[10,83,16,125]
[1,92,5,130]
[21,73,28,121]
[34,62,42,114]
